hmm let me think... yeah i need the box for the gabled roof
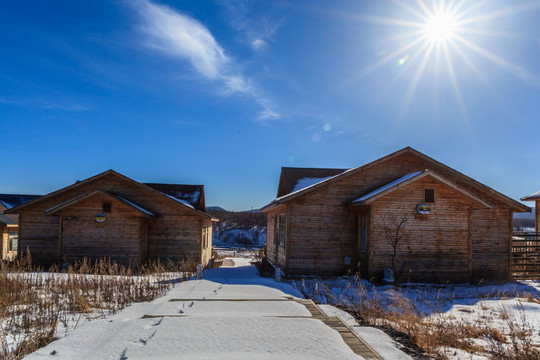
[0,194,42,210]
[277,167,348,197]
[5,170,211,219]
[521,191,540,201]
[262,147,529,212]
[351,170,492,208]
[45,190,155,217]
[144,183,205,211]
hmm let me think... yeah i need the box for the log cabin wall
[470,207,512,282]
[16,173,211,267]
[264,204,288,270]
[368,177,477,283]
[57,193,144,264]
[266,149,519,282]
[534,200,540,234]
[1,225,7,259]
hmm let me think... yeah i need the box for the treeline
[207,209,267,227]
[514,218,535,230]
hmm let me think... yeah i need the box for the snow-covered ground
[23,258,410,360]
[291,277,540,359]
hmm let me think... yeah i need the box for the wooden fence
[512,232,540,279]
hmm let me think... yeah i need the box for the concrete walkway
[24,258,406,360]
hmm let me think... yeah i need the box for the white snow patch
[162,193,195,209]
[23,259,368,360]
[117,195,155,216]
[353,171,424,203]
[292,176,334,193]
[319,305,413,360]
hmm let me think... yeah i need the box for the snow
[352,171,424,203]
[173,190,201,205]
[0,200,14,209]
[117,195,155,216]
[319,305,413,360]
[522,190,540,200]
[213,225,266,248]
[45,192,91,213]
[291,277,540,359]
[161,192,195,209]
[292,176,335,193]
[26,258,411,360]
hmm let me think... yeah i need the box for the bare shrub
[291,277,540,360]
[0,251,195,360]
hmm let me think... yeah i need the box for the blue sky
[1,0,540,211]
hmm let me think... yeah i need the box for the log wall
[369,177,474,283]
[269,151,515,281]
[16,173,211,267]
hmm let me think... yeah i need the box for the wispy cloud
[216,0,282,52]
[131,0,280,120]
[0,98,89,112]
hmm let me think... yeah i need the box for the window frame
[424,188,435,203]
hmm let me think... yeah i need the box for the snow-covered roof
[116,196,155,216]
[145,183,204,210]
[46,191,155,217]
[352,171,424,204]
[521,190,540,201]
[352,169,492,208]
[161,193,194,209]
[0,194,41,210]
[292,176,335,193]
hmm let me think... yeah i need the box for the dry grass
[292,277,540,360]
[0,251,196,360]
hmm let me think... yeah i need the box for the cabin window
[103,202,112,213]
[358,215,368,253]
[202,227,209,249]
[277,213,286,248]
[8,232,18,252]
[424,189,435,203]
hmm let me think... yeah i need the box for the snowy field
[1,268,191,359]
[290,277,540,359]
[21,258,412,360]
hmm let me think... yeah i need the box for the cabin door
[356,211,370,276]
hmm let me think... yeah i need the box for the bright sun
[424,12,457,43]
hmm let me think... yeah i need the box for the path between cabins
[24,258,411,360]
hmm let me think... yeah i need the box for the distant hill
[514,207,535,230]
[514,208,534,220]
[207,206,226,211]
[207,208,266,248]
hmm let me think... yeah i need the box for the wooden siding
[58,193,144,264]
[470,207,512,282]
[534,200,540,234]
[16,173,211,267]
[269,151,515,282]
[264,204,288,270]
[369,177,476,283]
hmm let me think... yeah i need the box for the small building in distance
[520,191,539,232]
[0,194,42,260]
[261,147,530,283]
[5,170,214,267]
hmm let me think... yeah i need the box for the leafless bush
[292,277,540,360]
[0,251,195,359]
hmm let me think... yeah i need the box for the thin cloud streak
[132,0,280,120]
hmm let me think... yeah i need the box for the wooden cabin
[5,170,214,267]
[261,147,530,283]
[0,194,41,260]
[521,191,539,232]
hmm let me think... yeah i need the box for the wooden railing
[512,232,540,279]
